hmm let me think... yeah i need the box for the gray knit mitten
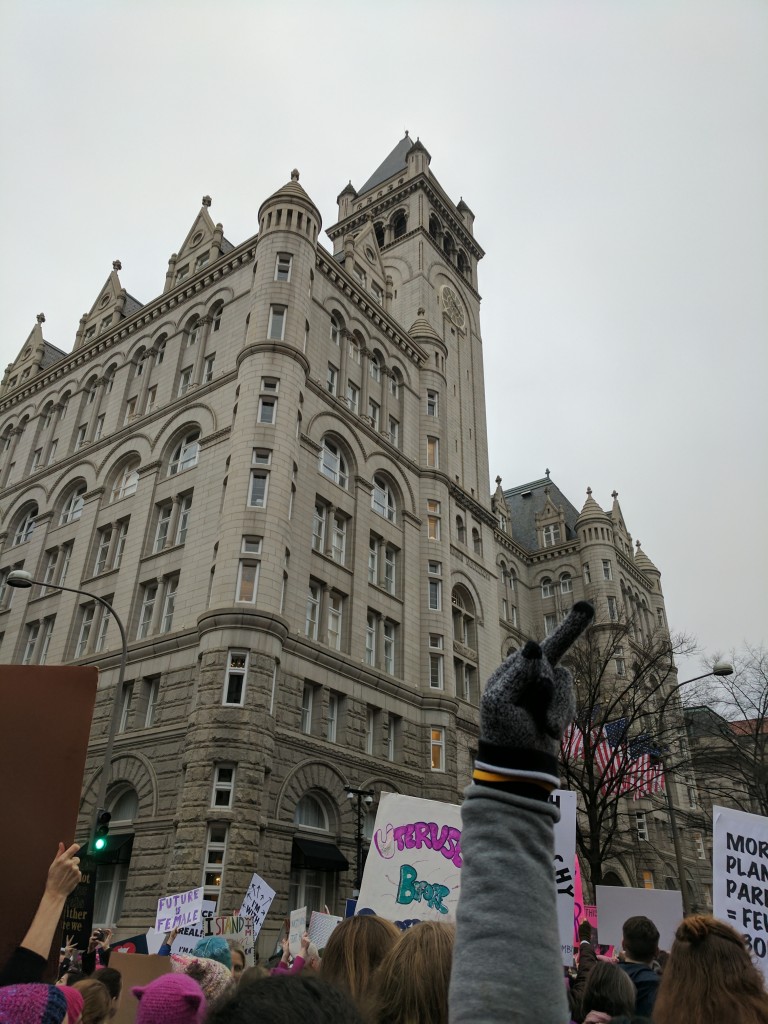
[475,601,594,789]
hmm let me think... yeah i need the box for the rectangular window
[75,424,87,450]
[32,448,42,470]
[366,707,377,755]
[326,364,338,396]
[383,545,396,595]
[258,398,276,424]
[635,812,649,841]
[427,436,439,468]
[431,727,445,771]
[118,682,133,732]
[124,397,136,423]
[47,439,58,464]
[427,500,441,541]
[203,825,228,904]
[365,612,376,667]
[112,522,128,570]
[137,584,157,640]
[312,503,327,553]
[144,677,159,727]
[154,503,172,553]
[76,604,95,657]
[94,601,113,652]
[346,382,359,414]
[177,368,193,397]
[368,399,380,430]
[327,693,338,743]
[252,448,271,465]
[39,616,55,664]
[642,870,654,890]
[327,593,343,651]
[301,683,314,734]
[331,515,347,565]
[145,386,157,413]
[388,417,399,447]
[429,650,444,689]
[602,559,613,581]
[261,377,279,393]
[203,355,215,384]
[93,530,112,576]
[544,613,557,636]
[236,559,259,603]
[615,649,626,676]
[275,253,292,281]
[368,535,379,584]
[607,596,619,621]
[212,765,236,808]
[583,563,591,584]
[427,390,438,416]
[57,541,73,585]
[656,608,666,627]
[175,494,193,545]
[694,831,706,860]
[428,578,442,611]
[372,281,384,305]
[305,583,320,640]
[543,524,561,546]
[249,470,269,507]
[268,305,286,341]
[195,251,210,270]
[387,713,400,761]
[160,577,178,633]
[383,621,396,675]
[22,622,40,665]
[223,651,247,705]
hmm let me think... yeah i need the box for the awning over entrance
[291,837,349,872]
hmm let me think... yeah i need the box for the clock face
[441,285,465,327]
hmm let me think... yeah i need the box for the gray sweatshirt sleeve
[448,784,569,1024]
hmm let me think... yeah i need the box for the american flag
[594,718,629,789]
[562,722,585,760]
[624,734,665,800]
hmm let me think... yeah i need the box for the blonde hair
[366,921,455,1024]
[73,978,112,1024]
[321,915,401,1005]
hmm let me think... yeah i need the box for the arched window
[429,214,441,240]
[443,232,455,257]
[393,212,407,239]
[135,349,149,378]
[472,527,482,555]
[211,302,224,332]
[187,316,201,348]
[330,314,342,347]
[84,375,99,405]
[111,461,139,502]
[110,787,139,824]
[154,334,167,366]
[319,438,348,489]
[369,352,381,382]
[169,431,200,475]
[294,794,329,831]
[541,577,554,599]
[374,222,385,248]
[456,515,466,544]
[60,483,86,525]
[104,365,117,395]
[372,475,396,521]
[452,586,477,649]
[348,333,362,365]
[389,369,401,400]
[560,572,573,594]
[41,402,54,429]
[457,250,469,278]
[12,504,37,546]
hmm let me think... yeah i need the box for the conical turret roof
[259,170,321,226]
[576,487,610,526]
[408,307,442,344]
[634,540,660,575]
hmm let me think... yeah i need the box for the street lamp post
[345,786,374,895]
[666,659,733,915]
[8,570,129,845]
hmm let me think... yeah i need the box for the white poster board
[154,887,204,933]
[308,910,342,950]
[356,793,463,924]
[167,899,218,956]
[552,789,578,965]
[595,886,683,952]
[713,804,768,980]
[288,906,307,957]
[240,872,277,940]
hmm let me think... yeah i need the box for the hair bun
[676,915,712,944]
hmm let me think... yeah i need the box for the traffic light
[93,808,111,854]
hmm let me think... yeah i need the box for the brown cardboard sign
[109,953,172,1024]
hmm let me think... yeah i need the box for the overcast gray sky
[1,0,765,677]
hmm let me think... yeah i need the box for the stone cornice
[616,550,655,592]
[197,607,290,642]
[315,249,426,367]
[449,482,496,529]
[236,341,310,376]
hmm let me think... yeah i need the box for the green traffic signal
[93,808,111,854]
[94,836,107,851]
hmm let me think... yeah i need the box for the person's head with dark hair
[320,914,401,1005]
[238,964,270,987]
[581,961,636,1021]
[366,920,455,1024]
[206,975,364,1024]
[579,920,593,943]
[93,967,122,1018]
[73,978,112,1023]
[621,916,659,964]
[654,915,768,1024]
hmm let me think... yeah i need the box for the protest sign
[595,885,682,952]
[110,933,149,955]
[203,916,255,966]
[713,804,768,980]
[356,793,462,925]
[62,852,97,953]
[240,872,276,939]
[112,955,171,1024]
[289,907,307,956]
[168,898,217,956]
[552,790,578,965]
[155,886,204,933]
[308,910,342,950]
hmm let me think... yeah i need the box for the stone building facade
[0,136,706,945]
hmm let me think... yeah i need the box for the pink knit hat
[170,953,232,1002]
[59,986,84,1024]
[132,973,206,1024]
[0,983,67,1024]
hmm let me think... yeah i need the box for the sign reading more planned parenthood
[713,805,768,981]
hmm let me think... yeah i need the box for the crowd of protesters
[3,605,768,1023]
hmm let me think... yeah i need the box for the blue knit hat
[0,983,67,1024]
[191,936,232,969]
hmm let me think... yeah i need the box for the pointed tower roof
[634,540,660,575]
[359,134,413,195]
[576,487,610,526]
[610,489,628,530]
[74,261,143,349]
[0,314,66,396]
[408,307,442,344]
[258,169,321,227]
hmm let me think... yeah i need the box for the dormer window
[542,524,561,547]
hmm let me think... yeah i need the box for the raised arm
[449,602,594,1024]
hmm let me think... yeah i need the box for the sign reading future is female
[356,793,464,925]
